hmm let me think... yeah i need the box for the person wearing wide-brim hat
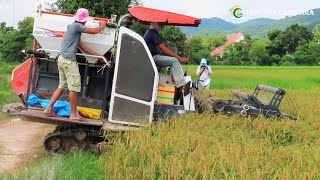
[196,58,212,89]
[44,8,107,120]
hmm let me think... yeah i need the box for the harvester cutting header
[6,6,296,153]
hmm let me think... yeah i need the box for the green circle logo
[230,5,243,18]
[233,8,243,18]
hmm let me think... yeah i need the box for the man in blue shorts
[44,8,107,120]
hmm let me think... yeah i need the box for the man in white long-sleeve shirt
[196,58,212,89]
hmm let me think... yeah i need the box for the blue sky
[0,0,319,27]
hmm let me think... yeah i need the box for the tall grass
[99,90,320,179]
[0,62,18,103]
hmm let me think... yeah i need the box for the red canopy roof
[128,6,201,27]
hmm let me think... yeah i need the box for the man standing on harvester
[44,8,107,120]
[143,22,189,90]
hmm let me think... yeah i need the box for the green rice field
[185,65,320,90]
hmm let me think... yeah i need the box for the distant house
[210,32,244,58]
[187,36,194,40]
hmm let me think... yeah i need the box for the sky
[142,0,320,22]
[0,0,55,27]
[0,0,319,27]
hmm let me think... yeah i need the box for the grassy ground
[3,151,105,180]
[0,62,20,119]
[2,65,320,179]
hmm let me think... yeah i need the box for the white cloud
[0,0,14,26]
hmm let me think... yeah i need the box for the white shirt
[196,66,212,81]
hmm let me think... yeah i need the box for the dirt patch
[0,120,10,126]
[0,118,54,174]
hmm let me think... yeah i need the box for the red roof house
[210,32,244,57]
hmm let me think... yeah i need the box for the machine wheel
[45,137,61,152]
[75,131,87,141]
[212,100,226,112]
[240,110,247,116]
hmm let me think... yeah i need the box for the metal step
[18,110,104,127]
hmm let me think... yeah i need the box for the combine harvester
[6,6,296,153]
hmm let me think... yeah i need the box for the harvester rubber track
[43,125,104,154]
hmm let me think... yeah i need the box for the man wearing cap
[143,22,189,89]
[44,8,107,120]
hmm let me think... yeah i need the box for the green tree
[202,34,226,52]
[282,24,313,54]
[0,22,13,35]
[266,29,286,56]
[249,39,270,65]
[185,36,205,64]
[17,17,34,50]
[223,42,250,65]
[0,17,34,62]
[294,41,320,65]
[313,24,320,43]
[49,0,140,18]
[270,54,283,66]
[160,26,187,56]
[280,55,295,66]
[0,22,13,45]
[267,24,313,57]
[129,22,148,37]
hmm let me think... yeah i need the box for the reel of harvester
[195,84,297,120]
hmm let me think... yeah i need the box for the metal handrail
[38,48,111,74]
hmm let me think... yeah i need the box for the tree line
[221,24,320,66]
[0,18,34,62]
